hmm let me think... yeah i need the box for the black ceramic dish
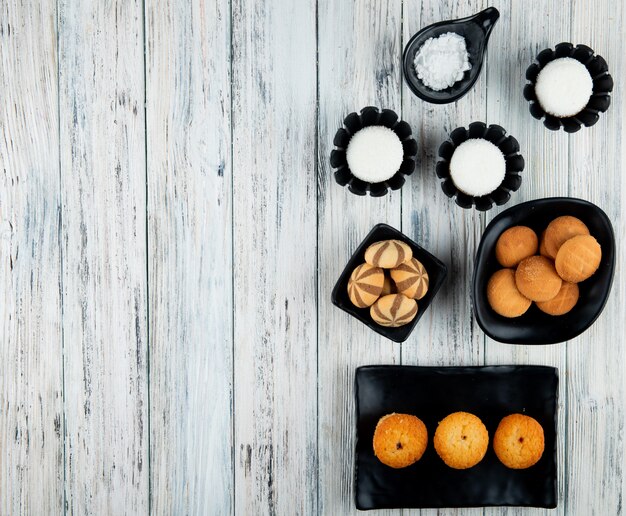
[436,122,525,210]
[524,42,613,132]
[402,7,499,104]
[330,107,417,196]
[355,365,558,510]
[473,197,615,344]
[331,223,447,342]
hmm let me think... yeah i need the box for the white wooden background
[1,0,624,514]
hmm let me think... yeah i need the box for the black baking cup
[524,42,613,132]
[436,122,524,211]
[330,107,417,196]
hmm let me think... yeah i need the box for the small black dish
[436,122,525,210]
[402,7,499,104]
[331,223,447,342]
[524,42,613,132]
[473,197,616,344]
[355,365,558,510]
[330,107,417,197]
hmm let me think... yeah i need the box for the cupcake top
[346,125,403,183]
[449,138,505,197]
[535,57,593,118]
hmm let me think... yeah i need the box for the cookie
[555,234,602,283]
[390,257,429,300]
[487,269,532,318]
[543,216,590,259]
[536,281,579,315]
[495,226,538,267]
[493,414,545,469]
[373,413,428,468]
[365,239,413,269]
[381,274,396,296]
[370,294,418,327]
[515,256,562,302]
[434,412,489,470]
[347,263,384,308]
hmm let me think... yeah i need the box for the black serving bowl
[402,7,499,104]
[436,122,525,210]
[473,197,615,344]
[330,107,417,196]
[332,223,447,342]
[524,43,613,132]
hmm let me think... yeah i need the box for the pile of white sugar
[414,32,471,91]
[449,139,505,197]
[534,57,593,118]
[346,126,403,183]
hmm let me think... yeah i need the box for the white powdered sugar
[449,138,505,197]
[346,126,404,183]
[413,32,471,91]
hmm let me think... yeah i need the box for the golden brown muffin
[543,216,590,259]
[515,256,562,302]
[493,414,545,469]
[495,226,538,267]
[487,269,532,318]
[434,412,489,469]
[370,294,418,327]
[365,239,413,269]
[555,234,602,283]
[390,257,429,300]
[539,230,550,258]
[536,281,579,315]
[380,274,396,296]
[347,263,384,308]
[373,413,428,468]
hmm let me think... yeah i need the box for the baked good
[370,294,418,327]
[539,230,550,257]
[373,413,428,468]
[381,274,396,296]
[347,263,384,308]
[536,281,579,315]
[555,234,602,283]
[433,412,489,469]
[543,216,590,259]
[365,239,413,269]
[493,414,545,469]
[495,226,538,267]
[390,257,429,300]
[487,269,532,318]
[515,256,562,302]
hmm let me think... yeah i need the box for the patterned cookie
[434,412,489,470]
[370,294,418,327]
[347,263,384,308]
[555,234,601,283]
[365,239,413,269]
[390,257,429,300]
[373,413,428,468]
[543,216,590,259]
[536,281,579,315]
[493,414,545,469]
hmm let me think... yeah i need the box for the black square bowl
[331,223,447,342]
[473,197,616,344]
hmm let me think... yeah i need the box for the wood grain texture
[145,0,234,513]
[231,0,318,514]
[58,0,148,513]
[0,2,64,514]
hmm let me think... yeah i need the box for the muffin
[493,414,545,469]
[555,234,602,283]
[434,412,489,469]
[495,226,538,267]
[515,256,562,302]
[487,269,532,318]
[373,413,428,468]
[543,216,590,259]
[536,281,579,316]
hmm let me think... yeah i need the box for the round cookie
[390,257,429,300]
[536,281,579,316]
[373,413,428,468]
[543,216,590,259]
[493,414,545,469]
[495,226,538,267]
[347,263,384,308]
[370,294,418,327]
[365,239,413,269]
[434,412,489,469]
[515,256,562,302]
[487,269,532,318]
[555,234,602,283]
[381,274,396,296]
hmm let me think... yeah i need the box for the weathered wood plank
[317,1,402,514]
[57,0,148,513]
[145,0,234,513]
[0,2,64,514]
[231,0,318,513]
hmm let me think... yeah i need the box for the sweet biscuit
[373,413,428,468]
[493,414,545,469]
[555,234,601,283]
[543,216,590,259]
[365,239,413,269]
[347,263,384,308]
[487,269,532,318]
[370,294,418,327]
[536,281,579,315]
[515,256,562,302]
[434,412,489,469]
[495,226,538,267]
[390,257,429,300]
